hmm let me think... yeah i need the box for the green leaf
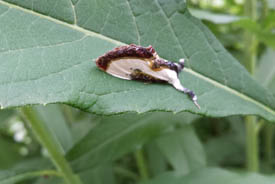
[0,138,23,169]
[205,117,245,166]
[77,164,116,184]
[189,8,242,24]
[206,134,242,166]
[21,107,82,184]
[0,0,275,121]
[0,109,14,124]
[262,12,275,31]
[145,112,199,176]
[155,125,206,175]
[255,49,275,92]
[66,112,178,172]
[146,142,167,176]
[0,159,60,184]
[268,0,275,10]
[35,105,73,152]
[269,77,275,93]
[233,19,275,49]
[140,168,275,184]
[233,19,260,32]
[70,111,102,144]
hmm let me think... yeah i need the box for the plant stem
[244,0,260,172]
[260,0,273,172]
[134,148,149,181]
[264,123,274,169]
[21,107,82,184]
[244,0,258,74]
[261,0,268,19]
[245,116,259,171]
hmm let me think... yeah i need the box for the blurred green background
[0,0,275,183]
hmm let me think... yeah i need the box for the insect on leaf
[0,0,274,121]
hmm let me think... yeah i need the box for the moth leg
[171,79,200,109]
[182,88,200,109]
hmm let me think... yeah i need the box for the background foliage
[0,0,275,184]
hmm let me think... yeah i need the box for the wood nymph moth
[96,44,200,109]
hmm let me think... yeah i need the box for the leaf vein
[0,35,86,55]
[154,0,186,57]
[0,58,91,87]
[126,0,140,45]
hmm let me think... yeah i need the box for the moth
[96,44,200,109]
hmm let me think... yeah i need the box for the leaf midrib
[1,0,274,117]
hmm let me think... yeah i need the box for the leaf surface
[140,168,275,184]
[0,0,275,121]
[156,126,206,175]
[189,8,242,24]
[0,159,56,184]
[66,112,179,172]
[255,48,275,93]
[234,19,275,49]
[35,105,74,152]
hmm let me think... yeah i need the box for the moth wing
[106,59,133,80]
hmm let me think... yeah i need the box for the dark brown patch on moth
[96,44,156,71]
[130,69,167,83]
[96,44,183,74]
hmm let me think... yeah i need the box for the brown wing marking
[130,69,167,83]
